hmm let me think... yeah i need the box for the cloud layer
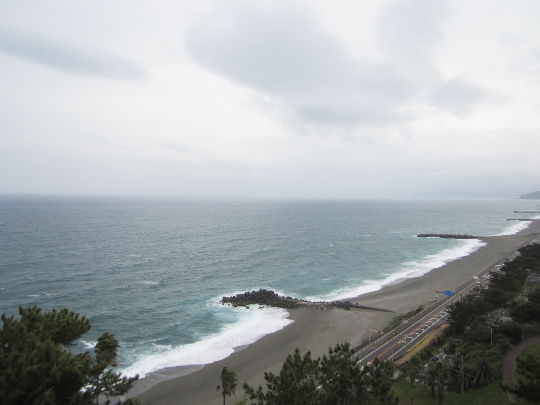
[186,2,416,128]
[0,26,148,81]
[0,0,539,198]
[185,0,493,131]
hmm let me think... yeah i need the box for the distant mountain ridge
[412,188,520,198]
[520,191,540,199]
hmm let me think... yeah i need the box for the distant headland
[412,189,519,198]
[520,191,540,199]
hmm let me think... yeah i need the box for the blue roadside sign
[444,290,453,296]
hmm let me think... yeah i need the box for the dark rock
[220,289,389,312]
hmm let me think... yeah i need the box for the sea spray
[120,306,292,378]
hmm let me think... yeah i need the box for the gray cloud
[185,0,495,131]
[0,26,148,81]
[377,0,450,89]
[377,0,497,116]
[0,1,538,199]
[378,0,449,64]
[428,78,489,116]
[185,1,415,128]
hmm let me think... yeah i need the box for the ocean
[0,196,539,378]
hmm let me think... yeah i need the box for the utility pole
[461,356,464,395]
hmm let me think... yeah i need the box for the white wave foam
[494,218,537,236]
[120,307,293,378]
[306,239,486,302]
[140,281,159,286]
[80,340,97,349]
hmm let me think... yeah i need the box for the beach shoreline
[134,219,540,405]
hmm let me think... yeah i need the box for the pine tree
[363,357,398,405]
[318,342,366,405]
[84,332,140,404]
[0,306,139,405]
[243,349,320,405]
[243,343,398,405]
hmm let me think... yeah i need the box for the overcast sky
[1,0,539,199]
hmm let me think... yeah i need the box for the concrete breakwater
[220,289,394,312]
[513,211,540,213]
[417,234,487,239]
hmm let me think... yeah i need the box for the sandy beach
[134,220,540,405]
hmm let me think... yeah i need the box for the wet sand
[135,220,540,405]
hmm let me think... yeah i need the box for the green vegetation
[217,367,238,405]
[0,306,139,405]
[520,341,540,358]
[391,379,509,405]
[501,345,540,403]
[384,305,425,333]
[404,357,422,405]
[428,361,451,405]
[243,342,398,405]
[500,341,540,403]
[390,242,540,404]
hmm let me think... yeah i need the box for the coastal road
[355,271,492,368]
[355,234,540,367]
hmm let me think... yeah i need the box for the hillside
[520,191,540,199]
[413,189,519,198]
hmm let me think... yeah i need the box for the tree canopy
[0,306,139,405]
[501,354,540,403]
[447,243,540,336]
[243,342,397,405]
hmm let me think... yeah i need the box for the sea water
[0,196,538,378]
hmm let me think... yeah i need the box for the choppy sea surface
[1,196,539,377]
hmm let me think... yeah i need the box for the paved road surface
[355,266,497,368]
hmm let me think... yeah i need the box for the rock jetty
[417,234,486,239]
[221,289,304,309]
[220,289,394,312]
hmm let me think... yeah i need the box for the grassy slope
[520,341,540,359]
[392,379,510,405]
[390,341,540,404]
